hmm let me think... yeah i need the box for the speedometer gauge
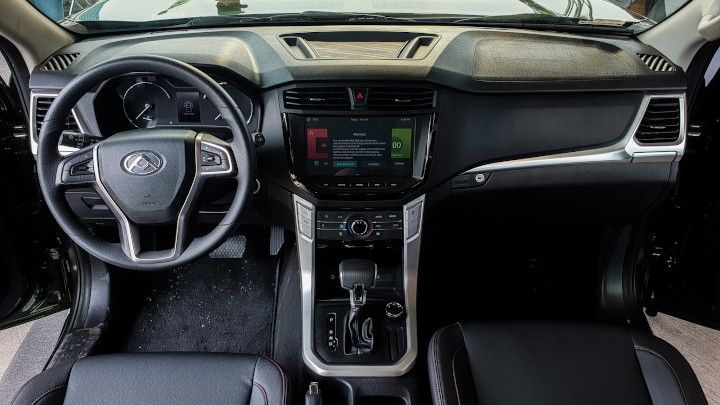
[123,81,171,128]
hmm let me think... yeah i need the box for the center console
[286,84,434,378]
[294,195,424,377]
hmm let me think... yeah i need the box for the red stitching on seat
[262,356,286,405]
[253,381,270,405]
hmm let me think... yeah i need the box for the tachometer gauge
[122,81,171,128]
[215,81,254,125]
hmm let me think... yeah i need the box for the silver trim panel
[30,92,87,156]
[462,93,686,175]
[295,194,424,377]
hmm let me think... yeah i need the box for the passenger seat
[428,321,706,405]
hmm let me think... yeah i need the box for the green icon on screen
[391,128,412,159]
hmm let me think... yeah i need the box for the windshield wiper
[180,11,420,27]
[424,13,638,34]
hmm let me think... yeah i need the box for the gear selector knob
[339,259,377,291]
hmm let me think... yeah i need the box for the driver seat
[12,353,288,405]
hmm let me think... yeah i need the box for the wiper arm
[181,11,419,27]
[432,13,634,34]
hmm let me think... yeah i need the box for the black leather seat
[428,322,707,405]
[12,353,288,405]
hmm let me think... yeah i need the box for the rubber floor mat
[110,240,279,355]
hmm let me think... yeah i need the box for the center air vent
[283,87,437,111]
[367,88,436,110]
[33,96,81,139]
[634,97,682,144]
[283,88,351,110]
[40,53,79,71]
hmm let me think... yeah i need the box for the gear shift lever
[339,259,377,355]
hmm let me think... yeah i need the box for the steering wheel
[36,56,256,270]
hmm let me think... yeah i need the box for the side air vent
[34,96,81,138]
[40,53,80,71]
[634,98,682,144]
[637,54,676,72]
[367,88,436,110]
[283,88,351,110]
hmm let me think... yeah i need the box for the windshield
[28,0,691,34]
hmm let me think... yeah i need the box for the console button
[296,202,314,239]
[348,218,371,237]
[351,88,369,106]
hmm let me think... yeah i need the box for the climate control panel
[316,210,403,241]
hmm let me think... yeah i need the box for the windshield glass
[28,0,691,34]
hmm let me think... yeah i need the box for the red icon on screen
[355,92,365,101]
[307,128,329,159]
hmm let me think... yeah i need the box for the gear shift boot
[338,259,377,355]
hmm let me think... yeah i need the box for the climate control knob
[348,217,371,237]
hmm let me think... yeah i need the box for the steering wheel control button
[385,302,405,319]
[69,159,94,176]
[60,150,96,184]
[199,141,233,175]
[201,151,222,166]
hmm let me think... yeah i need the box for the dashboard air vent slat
[34,96,81,138]
[634,98,681,144]
[637,54,676,72]
[40,53,80,71]
[367,88,436,110]
[283,88,351,110]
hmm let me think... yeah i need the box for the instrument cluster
[93,72,259,138]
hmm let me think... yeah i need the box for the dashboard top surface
[31,25,685,93]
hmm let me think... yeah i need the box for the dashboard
[28,24,687,224]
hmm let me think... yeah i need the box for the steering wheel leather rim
[36,56,256,270]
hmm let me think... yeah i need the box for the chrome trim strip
[29,92,87,156]
[463,93,686,175]
[295,194,424,377]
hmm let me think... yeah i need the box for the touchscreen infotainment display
[304,116,415,177]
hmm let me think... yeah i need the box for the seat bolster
[428,323,477,405]
[631,332,708,405]
[250,356,288,405]
[12,361,73,405]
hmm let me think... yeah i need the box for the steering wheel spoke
[55,146,98,187]
[198,134,237,178]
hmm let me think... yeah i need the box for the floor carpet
[648,312,720,405]
[0,309,69,405]
[110,243,280,355]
